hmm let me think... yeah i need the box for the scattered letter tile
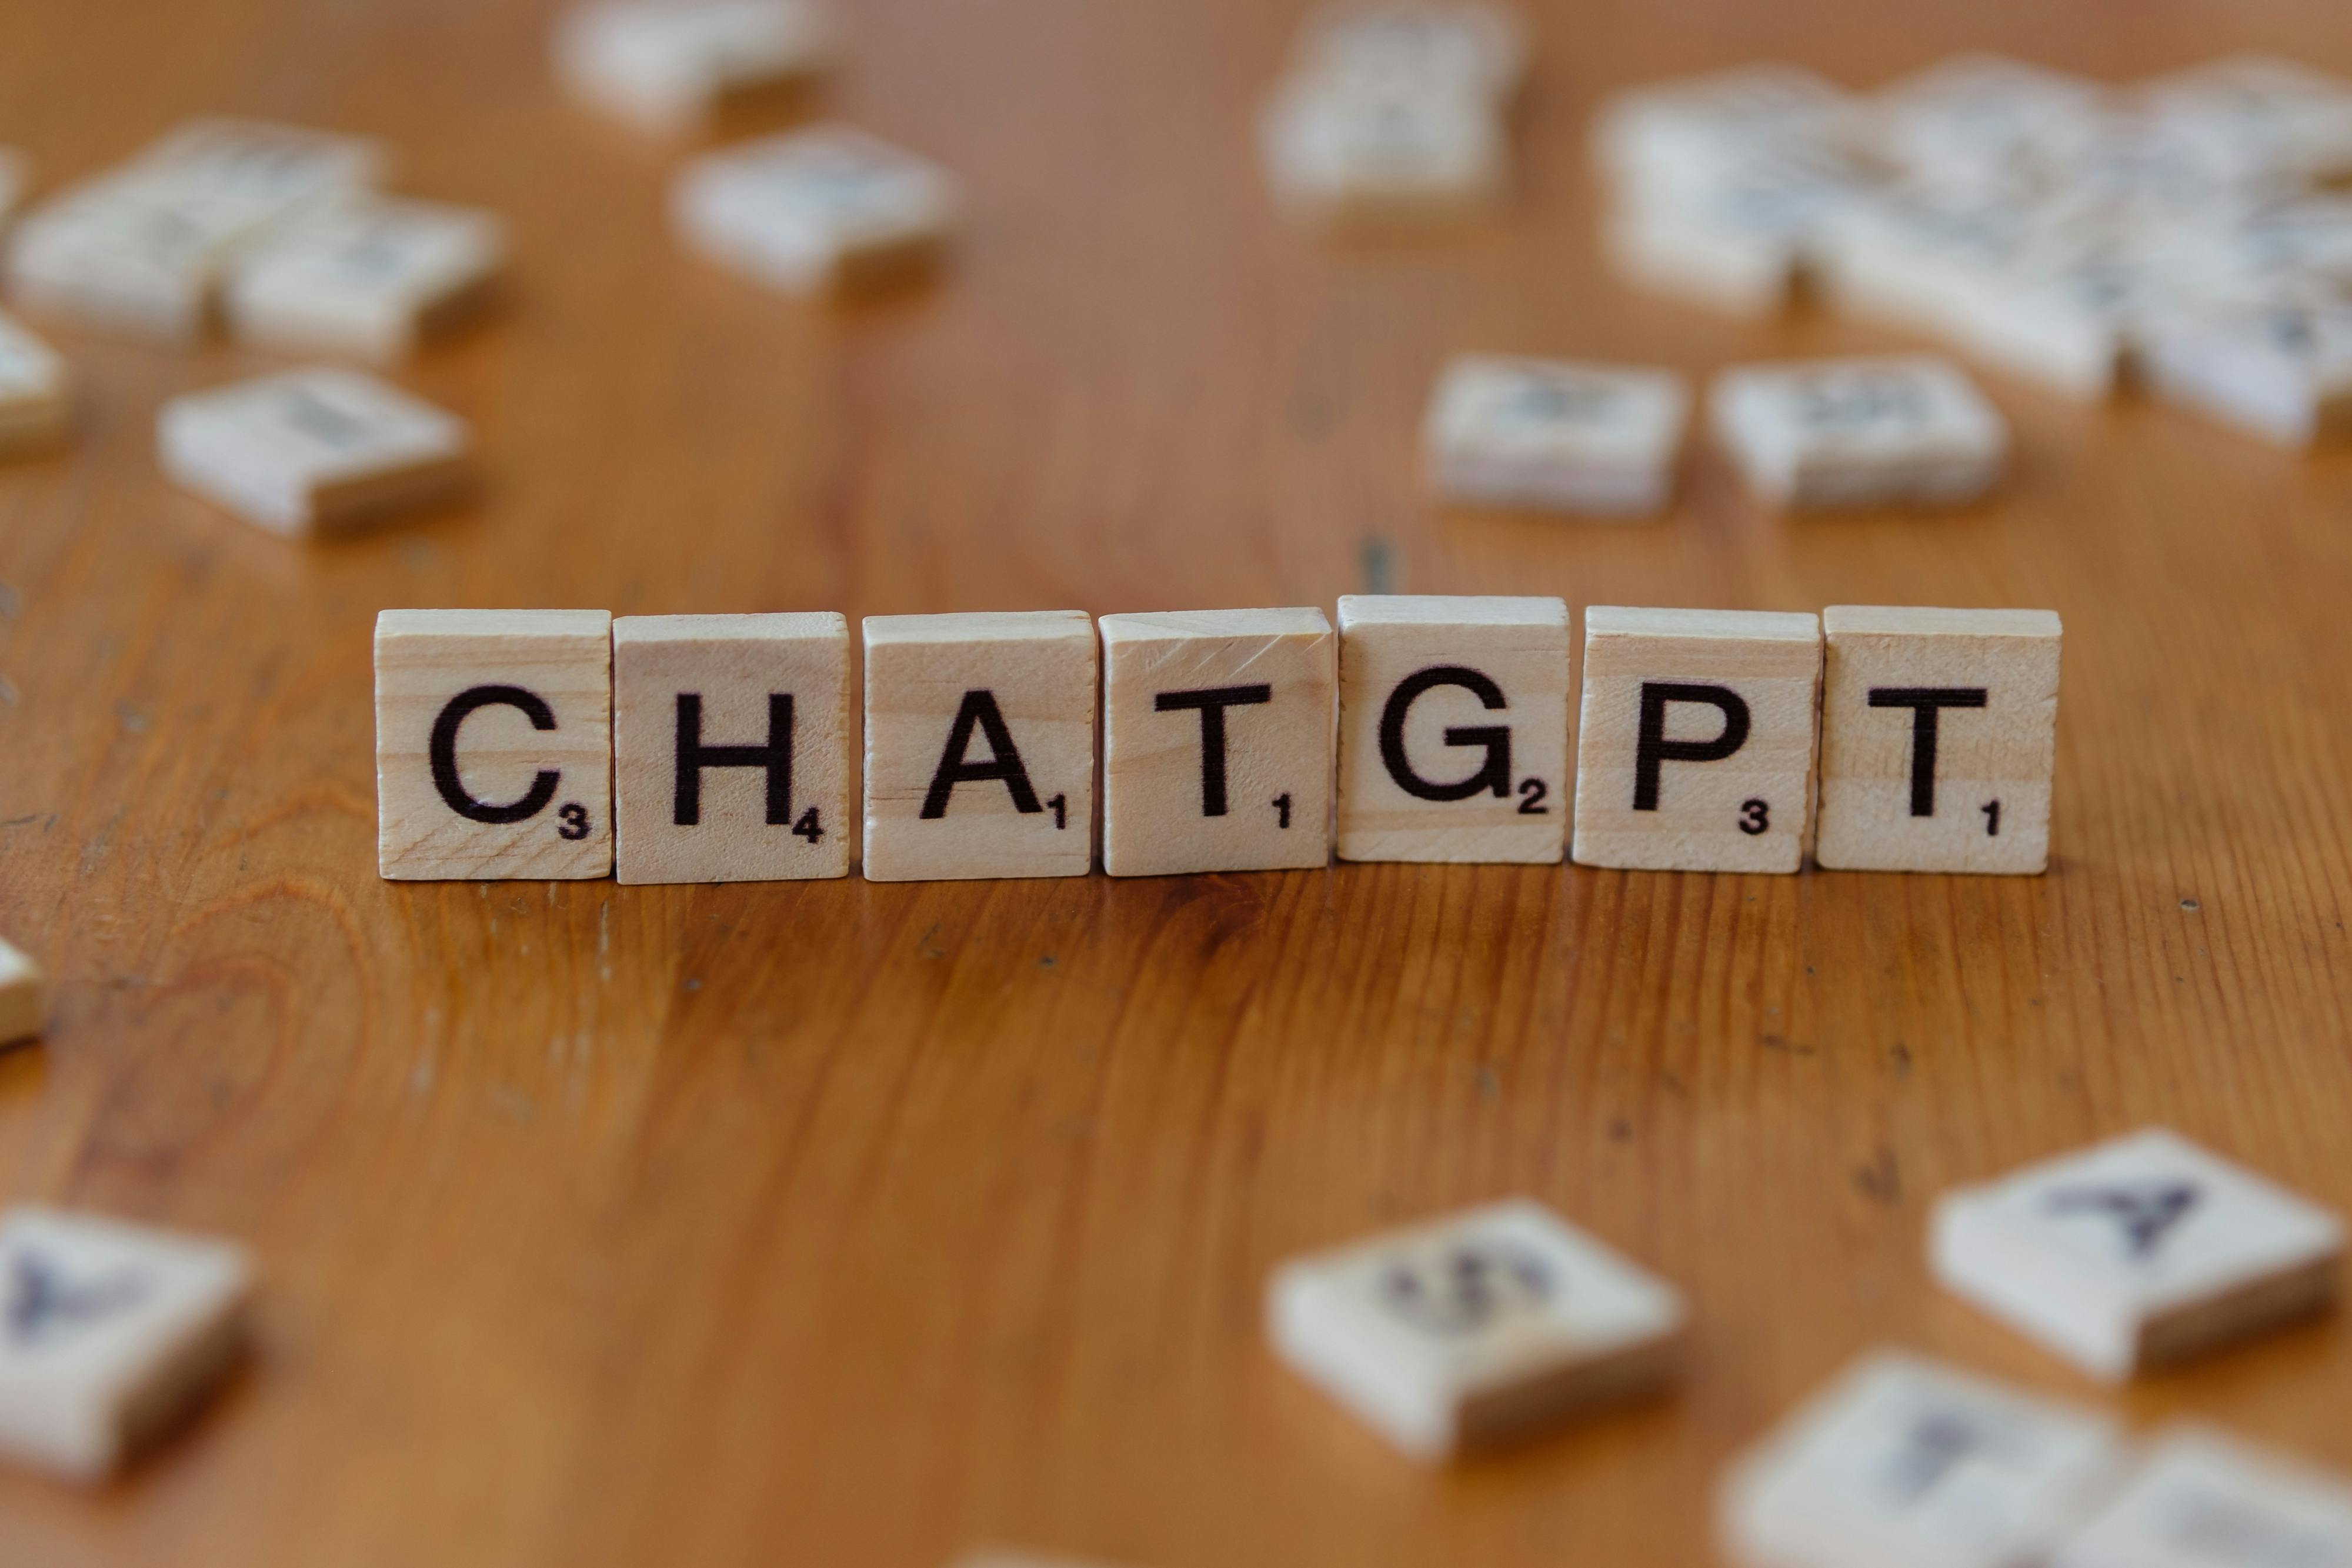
[1719,1350,2125,1568]
[1290,1,1528,106]
[157,368,472,536]
[225,198,506,363]
[1267,1197,1685,1460]
[375,609,615,881]
[1931,1127,2344,1382]
[0,1206,252,1481]
[862,612,1096,882]
[1570,607,1821,874]
[1099,608,1336,878]
[1710,356,2007,509]
[1423,356,1687,515]
[613,613,852,884]
[0,937,42,1046]
[556,0,832,136]
[2141,296,2352,446]
[1814,606,2061,874]
[673,125,957,297]
[2053,1425,2352,1568]
[1260,76,1507,228]
[1335,595,1569,863]
[0,312,69,461]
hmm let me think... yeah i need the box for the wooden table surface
[4,0,2351,1563]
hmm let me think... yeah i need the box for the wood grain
[2,0,2351,1563]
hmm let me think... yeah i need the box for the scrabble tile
[672,125,957,298]
[1814,606,2061,875]
[1719,1351,2125,1568]
[1099,609,1335,878]
[1335,595,1569,863]
[0,1206,252,1481]
[375,610,615,881]
[1291,1,1527,107]
[0,937,41,1046]
[2141,296,2352,446]
[0,312,69,461]
[862,612,1095,883]
[1602,145,1863,317]
[556,0,832,136]
[2139,54,2352,186]
[224,198,506,363]
[1570,608,1820,875]
[1267,1198,1685,1460]
[2053,1426,2352,1568]
[1591,63,1847,201]
[1854,54,2110,189]
[1926,238,2164,402]
[1422,355,1687,515]
[1260,75,1507,228]
[613,613,852,885]
[1811,186,2044,345]
[1710,356,2007,509]
[4,119,380,343]
[1930,1127,2344,1382]
[157,368,472,536]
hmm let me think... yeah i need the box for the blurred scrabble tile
[0,312,69,460]
[1710,356,2007,509]
[1815,606,2061,875]
[613,613,852,885]
[1260,75,1507,228]
[1335,595,1569,863]
[0,936,41,1046]
[1810,185,2043,343]
[0,1206,252,1482]
[673,125,956,297]
[1267,1198,1685,1460]
[1423,355,1687,514]
[1591,62,1847,201]
[4,119,381,343]
[1931,1127,2343,1382]
[862,612,1095,883]
[556,0,832,136]
[2141,295,2352,445]
[1291,1,1527,107]
[374,609,615,881]
[2053,1426,2352,1568]
[1099,609,1335,878]
[1853,54,2110,188]
[1570,608,1819,875]
[225,198,506,363]
[1720,1352,2125,1568]
[1602,145,1864,316]
[158,368,471,536]
[2139,54,2352,186]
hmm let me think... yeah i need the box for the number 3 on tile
[1739,798,1769,835]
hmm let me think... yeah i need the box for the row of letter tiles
[372,600,2060,882]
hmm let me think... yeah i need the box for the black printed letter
[431,685,561,824]
[920,690,1044,819]
[1378,666,1512,802]
[674,693,794,826]
[1632,683,1750,811]
[1867,687,1989,817]
[1155,684,1272,818]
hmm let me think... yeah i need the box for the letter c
[429,685,562,825]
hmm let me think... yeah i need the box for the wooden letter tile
[862,612,1095,882]
[1099,608,1335,877]
[0,313,69,461]
[1267,1197,1685,1460]
[0,936,42,1046]
[1719,1351,2124,1568]
[1290,2,1529,106]
[2053,1426,2352,1568]
[1335,595,1568,863]
[158,368,471,536]
[1422,356,1687,515]
[1930,1127,2344,1382]
[613,613,851,884]
[1710,356,2007,509]
[2141,297,2352,447]
[0,1206,252,1481]
[1815,606,2061,875]
[375,609,615,881]
[1259,77,1507,229]
[225,198,506,363]
[673,125,956,298]
[1570,607,1820,873]
[556,0,833,136]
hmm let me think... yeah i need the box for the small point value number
[1737,799,1769,835]
[556,803,591,840]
